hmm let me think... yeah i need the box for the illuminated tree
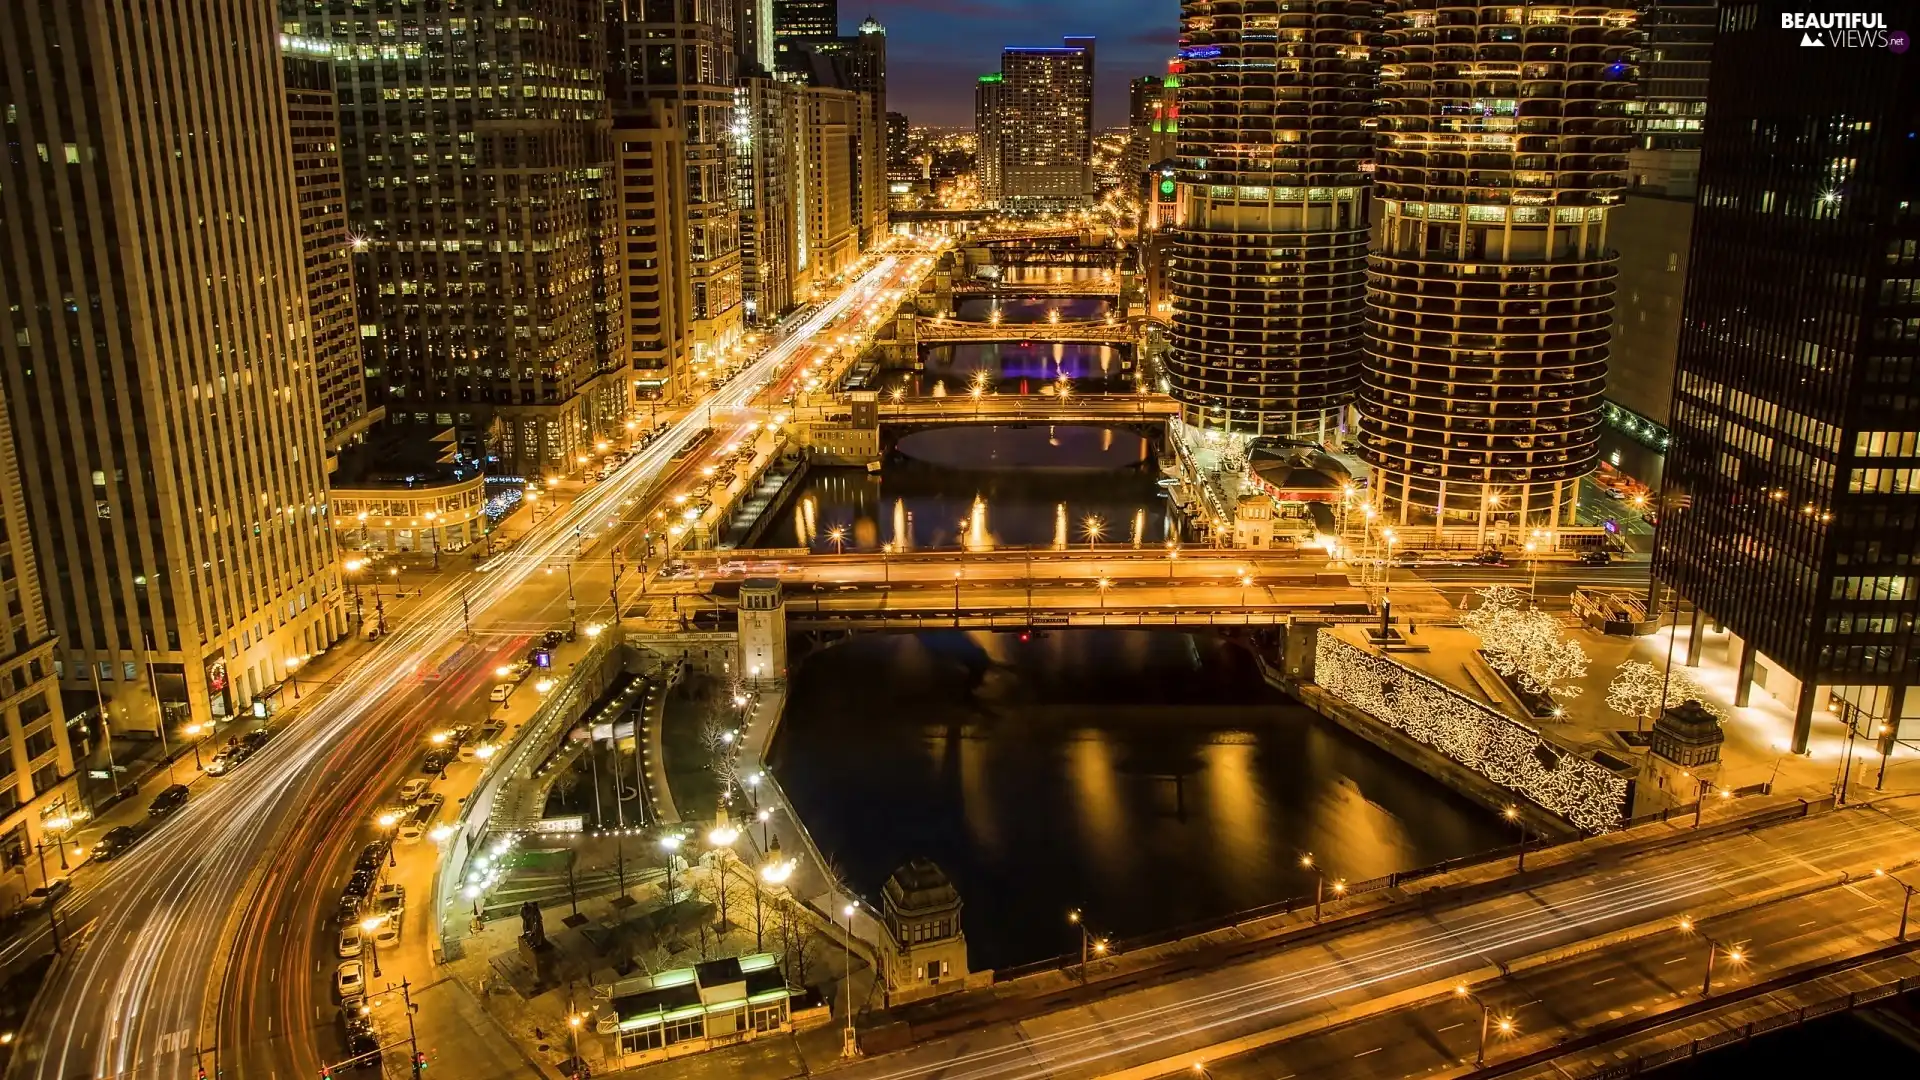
[1605,660,1725,726]
[1464,586,1589,702]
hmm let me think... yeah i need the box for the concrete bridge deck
[645,796,1920,1080]
[875,394,1178,425]
[950,279,1119,297]
[916,317,1136,345]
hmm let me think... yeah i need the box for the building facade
[797,87,863,286]
[1362,1,1635,527]
[4,0,344,730]
[1606,1,1717,437]
[614,102,694,402]
[1653,10,1920,754]
[736,76,804,325]
[773,0,837,41]
[991,38,1096,212]
[974,73,1005,207]
[0,384,76,910]
[610,0,747,393]
[284,39,384,468]
[289,0,626,475]
[1167,2,1376,443]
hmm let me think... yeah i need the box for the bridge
[876,393,1179,427]
[915,316,1136,345]
[624,791,1920,1080]
[950,278,1119,298]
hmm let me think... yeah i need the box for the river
[771,629,1511,971]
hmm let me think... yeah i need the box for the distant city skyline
[854,0,1176,127]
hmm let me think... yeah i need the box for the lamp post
[1503,805,1530,871]
[1238,573,1253,620]
[1166,544,1179,581]
[660,831,683,906]
[952,569,962,627]
[377,811,400,866]
[287,656,303,701]
[1874,868,1917,940]
[841,898,861,1059]
[1066,908,1109,980]
[828,526,847,556]
[1299,853,1346,922]
[423,510,441,569]
[759,834,796,952]
[344,557,366,626]
[1676,916,1747,996]
[708,810,739,933]
[1453,985,1515,1067]
[361,915,386,978]
[183,722,208,772]
[1083,515,1104,550]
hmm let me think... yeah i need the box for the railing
[876,395,1179,422]
[1590,975,1919,1078]
[950,279,1120,296]
[916,318,1136,344]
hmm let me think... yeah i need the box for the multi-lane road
[3,247,930,1080]
[814,802,1920,1080]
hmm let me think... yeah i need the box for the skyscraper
[1653,16,1919,754]
[775,0,838,41]
[737,76,805,324]
[986,38,1096,213]
[613,102,694,402]
[1167,3,1376,442]
[283,37,382,466]
[611,0,747,390]
[794,18,888,248]
[0,379,75,908]
[797,86,863,282]
[975,73,1005,207]
[292,0,624,474]
[1362,2,1635,528]
[3,0,343,727]
[886,111,912,173]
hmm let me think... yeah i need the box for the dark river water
[772,630,1512,971]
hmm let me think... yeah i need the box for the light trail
[843,805,1918,1080]
[8,248,923,1080]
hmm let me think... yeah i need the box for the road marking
[1663,956,1686,965]
[1592,977,1616,986]
[1437,1023,1464,1033]
[1799,920,1819,928]
[1355,1048,1381,1058]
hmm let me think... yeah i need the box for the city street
[795,802,1920,1080]
[1,248,932,1080]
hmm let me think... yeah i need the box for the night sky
[855,0,1182,128]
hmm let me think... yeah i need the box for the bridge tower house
[738,578,788,686]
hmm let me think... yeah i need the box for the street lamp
[1083,515,1104,550]
[287,656,303,701]
[1238,573,1254,618]
[1874,868,1917,940]
[1096,577,1111,613]
[952,569,963,627]
[708,810,740,933]
[361,915,386,977]
[1066,908,1109,979]
[1676,916,1747,996]
[183,722,208,772]
[423,510,440,569]
[1453,985,1516,1067]
[1299,853,1346,922]
[660,832,684,905]
[377,811,400,866]
[1503,805,1531,871]
[827,526,847,555]
[841,898,861,1059]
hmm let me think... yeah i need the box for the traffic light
[413,1051,428,1072]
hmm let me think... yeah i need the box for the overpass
[642,795,1920,1080]
[875,393,1179,428]
[915,316,1136,346]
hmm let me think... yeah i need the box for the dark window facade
[1653,7,1920,751]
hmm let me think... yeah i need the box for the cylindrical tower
[1166,1,1381,443]
[1361,3,1636,528]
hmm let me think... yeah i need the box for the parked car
[421,748,453,774]
[343,869,375,899]
[147,784,190,818]
[335,895,363,926]
[1473,550,1508,566]
[374,884,406,918]
[22,879,69,912]
[501,661,533,683]
[398,779,430,804]
[239,728,271,751]
[488,683,513,703]
[335,960,365,999]
[540,630,565,648]
[92,825,145,862]
[337,923,364,959]
[205,748,238,776]
[1579,549,1613,566]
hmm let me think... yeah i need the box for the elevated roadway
[875,394,1178,427]
[915,317,1136,345]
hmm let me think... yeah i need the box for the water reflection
[894,341,1133,397]
[773,630,1511,969]
[775,426,1168,552]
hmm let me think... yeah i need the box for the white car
[398,779,430,804]
[335,960,365,999]
[374,918,401,948]
[337,924,364,959]
[489,683,513,703]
